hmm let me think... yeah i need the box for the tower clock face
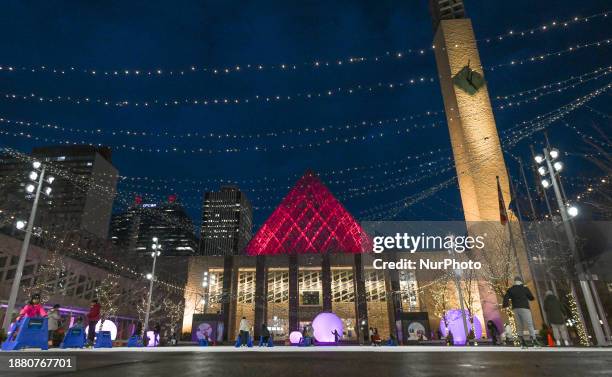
[453,65,485,95]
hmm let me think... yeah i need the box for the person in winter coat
[47,304,62,346]
[486,320,500,345]
[543,290,570,346]
[238,317,250,346]
[503,276,540,347]
[17,293,47,320]
[10,293,47,341]
[260,323,271,345]
[86,299,101,345]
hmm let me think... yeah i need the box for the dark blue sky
[1,0,610,228]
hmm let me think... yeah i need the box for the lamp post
[447,236,469,345]
[144,237,161,336]
[2,161,54,332]
[535,148,607,345]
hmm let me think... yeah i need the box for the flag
[497,176,508,225]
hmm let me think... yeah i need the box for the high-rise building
[0,145,118,239]
[200,185,252,256]
[110,195,198,256]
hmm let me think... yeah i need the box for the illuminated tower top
[429,0,466,29]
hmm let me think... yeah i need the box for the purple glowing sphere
[439,309,482,345]
[312,312,343,343]
[289,331,303,344]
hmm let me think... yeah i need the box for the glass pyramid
[246,171,371,255]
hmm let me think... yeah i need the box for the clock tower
[429,0,542,328]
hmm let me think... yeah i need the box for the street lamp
[143,237,161,337]
[2,161,54,331]
[535,147,607,345]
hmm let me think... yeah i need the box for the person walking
[503,276,540,348]
[543,290,571,346]
[239,316,250,347]
[47,304,62,347]
[153,323,161,346]
[331,329,341,344]
[368,327,374,345]
[486,320,500,345]
[86,299,101,346]
[260,323,271,346]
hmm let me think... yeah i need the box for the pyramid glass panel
[246,171,371,255]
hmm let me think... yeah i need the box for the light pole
[447,236,470,345]
[2,161,54,332]
[144,237,161,337]
[536,148,607,345]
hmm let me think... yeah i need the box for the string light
[0,121,441,154]
[494,66,612,109]
[0,76,436,109]
[501,82,612,146]
[567,292,590,346]
[486,38,612,71]
[0,11,606,78]
[0,110,442,141]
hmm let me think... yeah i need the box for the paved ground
[1,346,611,377]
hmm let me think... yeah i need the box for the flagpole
[507,173,547,323]
[497,176,523,281]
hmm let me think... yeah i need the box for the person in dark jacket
[86,299,101,346]
[260,323,271,346]
[543,290,570,346]
[486,320,500,345]
[503,276,540,347]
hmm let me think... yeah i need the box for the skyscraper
[110,195,198,256]
[0,145,118,239]
[200,185,252,256]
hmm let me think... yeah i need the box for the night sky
[0,0,610,229]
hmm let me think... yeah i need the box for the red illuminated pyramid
[246,171,371,255]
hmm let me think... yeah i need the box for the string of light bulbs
[0,11,607,78]
[0,110,443,141]
[0,120,441,154]
[0,76,436,109]
[501,82,612,146]
[486,38,611,71]
[494,66,612,109]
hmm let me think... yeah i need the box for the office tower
[0,145,118,239]
[200,185,253,256]
[110,195,198,256]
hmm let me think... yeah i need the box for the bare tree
[21,250,66,305]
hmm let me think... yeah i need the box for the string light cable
[0,11,607,78]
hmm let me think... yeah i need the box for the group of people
[498,276,571,347]
[368,327,382,346]
[8,293,102,347]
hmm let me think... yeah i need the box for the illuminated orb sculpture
[146,330,157,347]
[312,312,343,343]
[289,331,303,344]
[85,320,117,340]
[439,309,482,345]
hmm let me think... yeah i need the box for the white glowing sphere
[289,331,302,344]
[85,319,117,340]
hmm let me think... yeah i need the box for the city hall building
[183,171,487,343]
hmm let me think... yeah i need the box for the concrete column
[253,255,267,338]
[321,253,332,311]
[384,253,401,340]
[353,254,368,344]
[289,254,299,332]
[220,255,234,341]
